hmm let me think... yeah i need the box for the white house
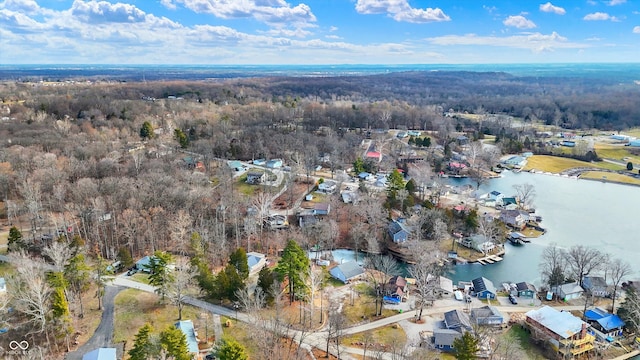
[317,180,337,194]
[329,261,365,284]
[553,282,584,301]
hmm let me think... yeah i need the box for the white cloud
[608,0,626,5]
[427,32,586,53]
[355,0,450,23]
[633,26,640,33]
[483,5,497,14]
[539,2,566,15]
[325,34,341,39]
[583,12,618,21]
[169,0,316,26]
[160,0,177,10]
[261,27,312,38]
[0,0,40,13]
[329,26,338,32]
[503,15,536,29]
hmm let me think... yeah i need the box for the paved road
[65,285,123,360]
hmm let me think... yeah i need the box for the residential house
[462,235,495,254]
[552,282,584,301]
[298,214,319,228]
[388,219,411,244]
[582,276,610,297]
[265,214,288,230]
[135,256,153,272]
[358,172,375,181]
[488,191,503,202]
[503,155,527,168]
[500,209,528,230]
[584,307,625,338]
[384,276,408,301]
[525,306,595,358]
[561,140,576,147]
[246,171,265,184]
[434,309,473,351]
[471,306,504,326]
[329,261,365,284]
[499,197,518,209]
[82,348,117,360]
[407,130,422,137]
[247,252,266,274]
[472,277,497,300]
[317,180,337,194]
[312,202,330,215]
[341,191,358,204]
[252,159,266,166]
[516,282,537,298]
[456,135,469,145]
[266,159,283,168]
[365,151,382,162]
[227,160,244,172]
[175,320,201,359]
[628,140,640,147]
[426,273,454,297]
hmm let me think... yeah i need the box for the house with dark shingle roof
[472,277,496,300]
[582,276,609,297]
[434,309,473,351]
[516,282,537,298]
[471,306,504,326]
[388,219,411,244]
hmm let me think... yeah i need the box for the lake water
[313,172,640,288]
[446,171,640,287]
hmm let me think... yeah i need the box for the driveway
[65,285,123,360]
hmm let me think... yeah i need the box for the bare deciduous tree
[539,243,566,291]
[513,183,536,210]
[167,259,197,320]
[564,245,607,288]
[607,258,633,312]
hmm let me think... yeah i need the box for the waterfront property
[329,261,365,284]
[388,219,412,244]
[516,282,537,298]
[582,276,610,297]
[247,252,266,274]
[472,277,497,300]
[552,282,584,301]
[525,306,594,358]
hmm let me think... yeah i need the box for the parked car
[509,295,518,304]
[465,295,472,303]
[126,268,137,276]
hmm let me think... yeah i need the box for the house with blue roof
[247,252,266,274]
[175,320,200,357]
[584,307,625,338]
[266,159,283,168]
[82,348,117,360]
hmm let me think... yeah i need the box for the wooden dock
[476,254,503,265]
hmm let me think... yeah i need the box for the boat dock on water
[476,254,503,265]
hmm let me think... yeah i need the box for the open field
[594,143,640,163]
[220,316,261,359]
[580,171,640,186]
[523,155,617,173]
[342,283,397,326]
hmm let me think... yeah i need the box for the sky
[0,0,639,64]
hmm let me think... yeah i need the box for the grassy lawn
[594,144,640,163]
[440,239,485,262]
[342,283,397,326]
[342,324,406,349]
[522,155,614,173]
[113,289,204,346]
[235,174,258,196]
[220,316,261,358]
[504,325,547,359]
[129,272,152,284]
[580,171,640,186]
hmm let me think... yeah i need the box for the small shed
[82,348,117,360]
[329,261,365,284]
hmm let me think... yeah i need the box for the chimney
[580,323,587,339]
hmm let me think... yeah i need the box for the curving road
[65,285,123,360]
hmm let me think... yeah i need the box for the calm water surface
[447,171,640,287]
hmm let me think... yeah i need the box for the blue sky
[1,0,639,64]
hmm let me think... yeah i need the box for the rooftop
[526,306,587,339]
